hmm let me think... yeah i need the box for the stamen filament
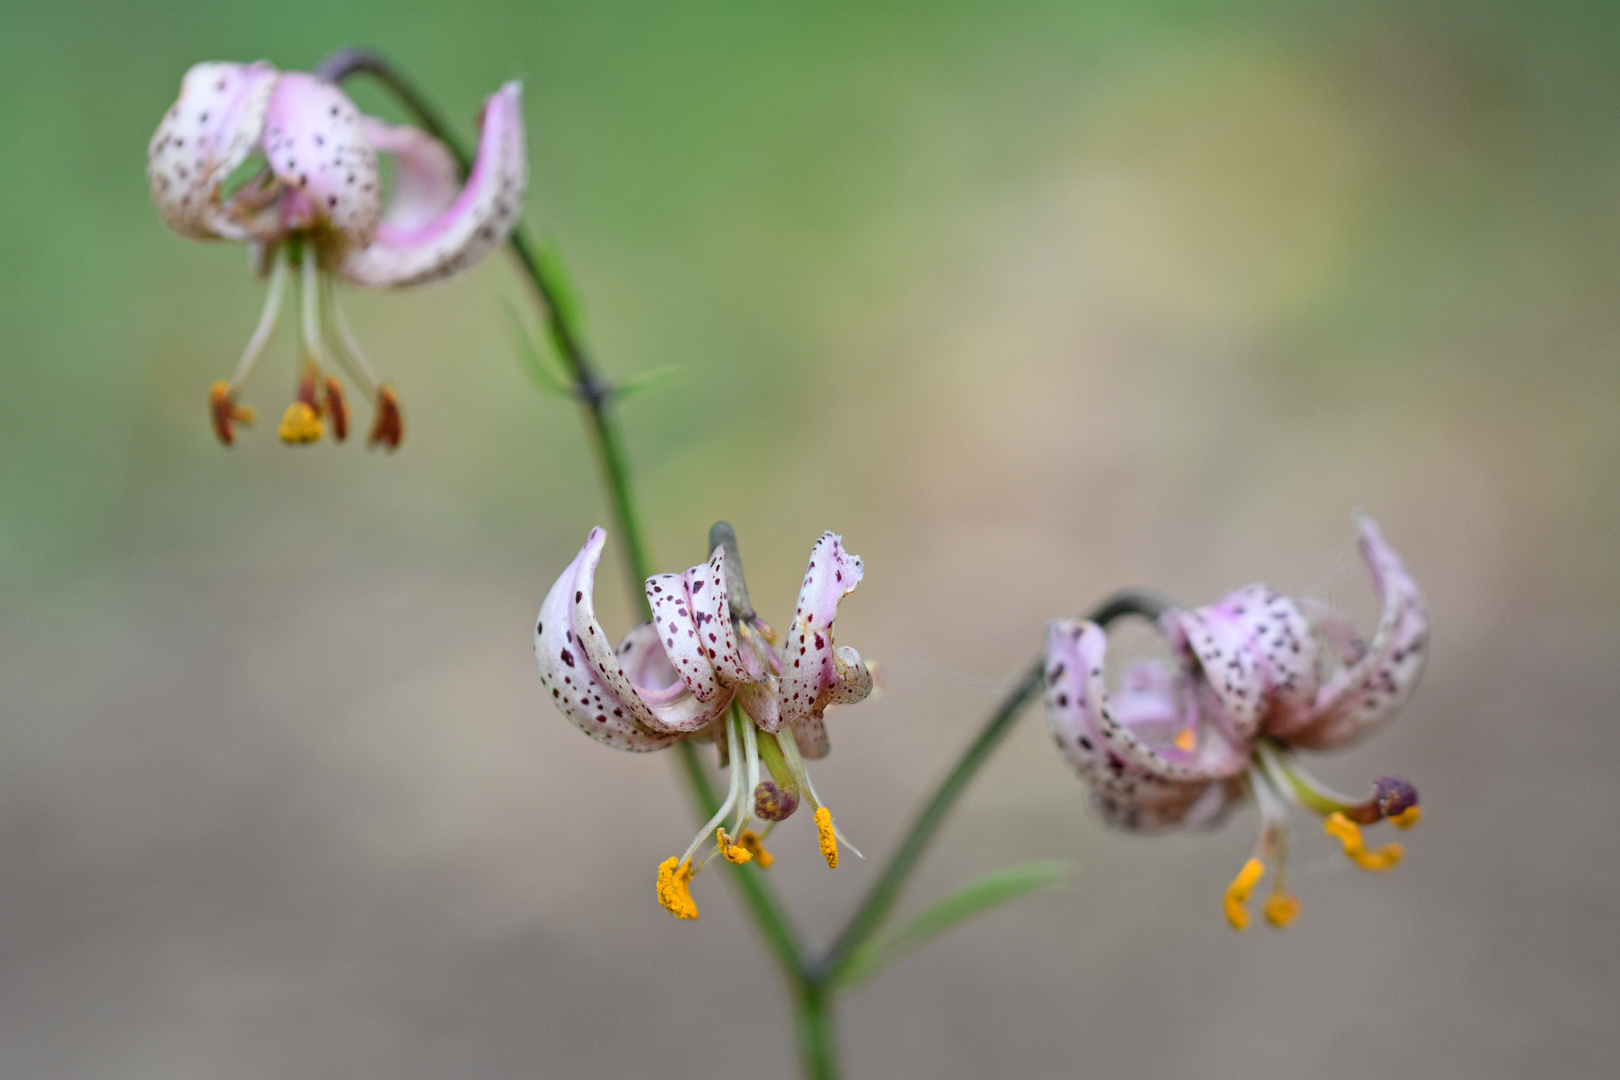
[324,277,383,397]
[1249,764,1301,929]
[742,707,761,799]
[680,710,745,867]
[224,250,290,392]
[737,707,761,837]
[1256,741,1357,817]
[781,733,863,860]
[298,241,327,373]
[775,726,817,809]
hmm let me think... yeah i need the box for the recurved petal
[568,529,725,735]
[148,61,278,240]
[1045,620,1216,830]
[778,533,867,731]
[825,645,874,708]
[535,536,678,751]
[335,82,526,287]
[613,621,733,734]
[1165,584,1316,740]
[1090,777,1239,835]
[1048,620,1242,785]
[261,73,380,243]
[734,679,781,730]
[361,118,460,230]
[792,715,831,760]
[685,547,753,684]
[1292,514,1429,749]
[783,646,870,761]
[645,572,725,704]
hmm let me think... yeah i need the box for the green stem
[820,588,1172,981]
[313,48,651,604]
[317,48,1175,1080]
[316,41,805,989]
[795,977,840,1080]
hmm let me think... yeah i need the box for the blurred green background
[2,1,1617,1077]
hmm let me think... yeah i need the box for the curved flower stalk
[535,525,875,918]
[147,61,526,447]
[1045,513,1427,930]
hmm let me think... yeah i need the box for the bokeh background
[2,1,1618,1077]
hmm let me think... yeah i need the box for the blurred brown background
[2,1,1617,1077]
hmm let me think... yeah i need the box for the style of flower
[1044,513,1427,930]
[534,525,874,918]
[147,61,526,447]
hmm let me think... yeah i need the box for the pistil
[282,241,329,444]
[1258,741,1421,827]
[754,729,801,820]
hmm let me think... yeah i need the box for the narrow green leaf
[613,365,682,401]
[499,298,574,399]
[831,860,1072,988]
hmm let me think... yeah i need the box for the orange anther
[208,381,255,446]
[324,376,349,442]
[368,384,404,451]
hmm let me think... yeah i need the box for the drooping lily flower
[534,525,874,918]
[1044,513,1427,930]
[147,61,526,447]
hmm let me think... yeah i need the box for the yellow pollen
[1391,806,1422,830]
[655,857,698,920]
[1324,811,1404,872]
[738,829,774,869]
[814,807,838,869]
[1224,857,1264,931]
[278,401,324,444]
[1263,893,1301,929]
[1173,726,1197,753]
[717,827,753,865]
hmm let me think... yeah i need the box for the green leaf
[499,298,574,400]
[613,365,682,401]
[831,860,1072,988]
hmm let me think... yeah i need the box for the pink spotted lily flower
[535,525,874,919]
[1045,513,1427,930]
[147,61,526,447]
